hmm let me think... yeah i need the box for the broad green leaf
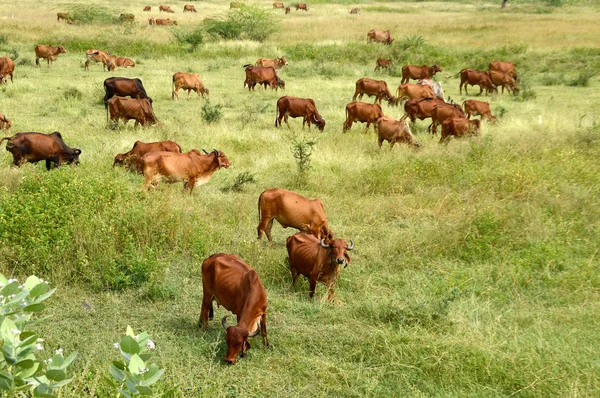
[33,383,55,397]
[128,354,144,375]
[16,345,34,358]
[139,353,152,362]
[0,377,11,390]
[135,332,149,350]
[49,377,73,388]
[120,336,139,355]
[58,352,77,370]
[118,388,132,398]
[0,281,19,297]
[31,289,55,303]
[103,375,116,388]
[126,325,135,337]
[112,360,126,370]
[48,354,64,369]
[109,364,125,382]
[16,361,39,379]
[14,358,34,369]
[0,274,7,287]
[28,282,49,298]
[137,385,153,395]
[24,276,41,291]
[1,317,19,345]
[141,368,164,387]
[46,369,66,382]
[125,378,138,393]
[19,331,37,340]
[24,303,46,313]
[4,290,29,308]
[19,333,38,347]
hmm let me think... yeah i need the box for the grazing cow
[401,97,446,124]
[119,14,135,22]
[103,77,151,108]
[56,12,70,22]
[374,117,419,149]
[374,58,392,72]
[396,83,436,102]
[107,97,158,128]
[462,100,496,122]
[255,57,288,71]
[198,253,269,364]
[401,64,442,84]
[148,17,155,25]
[230,2,242,8]
[459,69,497,96]
[489,61,517,80]
[343,102,384,133]
[34,45,67,67]
[0,112,11,131]
[489,70,518,94]
[143,6,151,11]
[273,2,285,8]
[440,118,481,144]
[84,49,113,71]
[172,72,209,100]
[155,18,178,25]
[367,29,393,45]
[113,140,181,172]
[141,149,230,193]
[159,5,175,13]
[110,56,135,69]
[286,233,354,300]
[285,6,291,13]
[275,96,326,132]
[431,102,466,134]
[418,79,444,100]
[257,188,332,243]
[0,132,81,170]
[244,65,282,91]
[183,4,197,12]
[352,78,397,106]
[296,3,308,11]
[0,57,15,83]
[350,7,360,14]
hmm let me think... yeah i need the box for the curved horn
[248,326,260,338]
[221,316,230,330]
[320,239,331,249]
[313,114,318,122]
[213,149,220,157]
[202,149,209,154]
[347,240,355,250]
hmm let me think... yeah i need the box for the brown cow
[343,102,384,133]
[119,14,135,22]
[401,97,446,124]
[0,132,81,170]
[198,253,269,365]
[374,58,392,72]
[350,7,360,14]
[159,5,175,13]
[396,84,436,102]
[172,72,209,100]
[462,100,497,122]
[143,6,151,11]
[103,77,151,108]
[489,61,517,80]
[374,117,419,149]
[0,57,15,83]
[110,56,136,68]
[401,64,442,84]
[34,45,67,67]
[141,149,230,193]
[286,233,354,300]
[459,69,497,96]
[230,2,242,8]
[183,4,197,12]
[0,112,11,131]
[255,57,288,71]
[489,70,518,94]
[244,65,282,91]
[296,3,308,11]
[418,79,445,100]
[84,49,113,71]
[257,188,332,243]
[285,6,291,13]
[275,96,325,132]
[431,102,466,134]
[155,18,178,25]
[148,17,155,25]
[440,118,481,144]
[113,140,182,172]
[56,12,71,22]
[367,29,393,45]
[107,97,158,128]
[273,2,285,8]
[352,78,397,106]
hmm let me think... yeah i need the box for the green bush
[67,5,120,25]
[204,5,278,42]
[201,100,223,123]
[63,87,83,101]
[567,70,596,87]
[171,25,204,52]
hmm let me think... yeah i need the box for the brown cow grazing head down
[401,64,442,84]
[255,57,288,71]
[107,97,158,128]
[343,102,384,133]
[56,12,71,22]
[103,77,151,108]
[275,96,326,132]
[286,233,354,300]
[350,7,360,14]
[374,58,392,72]
[119,13,135,22]
[141,149,230,194]
[0,112,12,131]
[374,116,419,149]
[34,45,67,67]
[159,5,175,13]
[183,4,197,12]
[113,140,182,172]
[273,2,285,8]
[198,253,269,365]
[459,69,497,96]
[0,57,15,83]
[148,17,155,25]
[244,65,282,91]
[172,72,209,100]
[489,70,518,95]
[367,29,393,45]
[296,3,308,11]
[0,132,81,170]
[257,188,332,243]
[396,83,436,103]
[440,118,481,144]
[353,78,397,106]
[400,97,446,124]
[462,100,497,122]
[143,6,151,11]
[430,102,466,135]
[489,61,518,81]
[285,6,291,13]
[84,49,113,71]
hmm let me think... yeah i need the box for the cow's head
[386,95,398,107]
[57,46,67,54]
[277,79,285,90]
[63,148,82,165]
[212,149,231,169]
[431,64,442,74]
[278,57,288,67]
[313,114,326,132]
[320,238,354,268]
[113,153,127,167]
[222,316,260,364]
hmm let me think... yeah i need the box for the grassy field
[1,0,599,396]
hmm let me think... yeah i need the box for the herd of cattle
[0,6,524,363]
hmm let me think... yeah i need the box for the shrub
[17,58,32,67]
[567,70,596,87]
[171,25,204,52]
[201,100,223,123]
[221,172,257,193]
[63,87,83,101]
[0,34,7,46]
[67,5,120,25]
[291,137,318,185]
[204,5,278,42]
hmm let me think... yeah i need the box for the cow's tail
[106,103,109,123]
[171,75,175,99]
[274,102,279,127]
[461,100,467,112]
[0,136,11,147]
[257,192,263,223]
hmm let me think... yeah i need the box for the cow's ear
[344,252,351,267]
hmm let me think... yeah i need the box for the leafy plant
[567,70,596,87]
[63,87,83,101]
[291,137,318,184]
[107,326,163,397]
[171,25,204,52]
[68,5,121,25]
[221,172,257,193]
[203,5,279,42]
[201,100,223,124]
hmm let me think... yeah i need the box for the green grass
[1,0,600,396]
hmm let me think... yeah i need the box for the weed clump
[221,172,257,193]
[68,5,120,25]
[567,70,596,87]
[171,25,204,52]
[204,5,279,42]
[63,86,83,100]
[201,100,223,123]
[291,137,317,185]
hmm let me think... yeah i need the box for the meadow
[0,0,599,396]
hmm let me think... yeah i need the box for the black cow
[103,77,152,109]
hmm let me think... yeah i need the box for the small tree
[291,137,318,185]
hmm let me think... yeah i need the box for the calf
[0,132,81,170]
[459,69,497,96]
[440,118,481,144]
[285,6,291,13]
[107,97,158,128]
[143,6,151,11]
[172,72,209,100]
[489,70,518,95]
[374,117,419,149]
[374,58,392,72]
[431,102,466,134]
[159,5,175,13]
[0,57,14,83]
[462,100,496,122]
[343,102,384,133]
[113,140,182,172]
[183,4,197,12]
[34,45,67,67]
[273,2,285,8]
[286,233,354,300]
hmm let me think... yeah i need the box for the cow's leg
[327,281,337,301]
[308,279,317,299]
[198,296,213,330]
[390,140,396,149]
[45,159,53,170]
[264,219,275,243]
[173,88,179,100]
[186,178,196,194]
[284,115,291,129]
[365,121,371,134]
[290,265,300,286]
[378,137,384,149]
[187,89,191,99]
[260,313,269,348]
[343,118,353,132]
[467,111,472,119]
